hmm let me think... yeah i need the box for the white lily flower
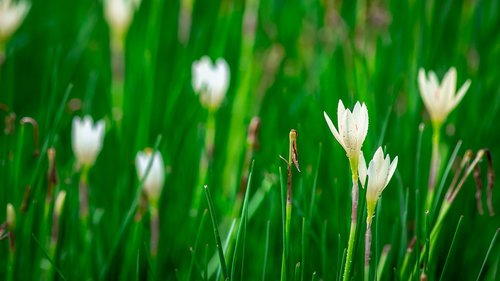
[418,67,471,125]
[192,56,230,111]
[0,0,30,44]
[324,100,369,172]
[104,0,140,41]
[359,147,398,223]
[72,116,105,167]
[136,149,165,206]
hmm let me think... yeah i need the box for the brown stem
[79,180,88,219]
[365,221,372,267]
[151,208,159,257]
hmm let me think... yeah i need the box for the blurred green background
[1,0,500,280]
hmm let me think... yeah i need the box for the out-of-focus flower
[104,0,140,43]
[0,0,30,44]
[418,67,471,125]
[72,116,105,167]
[359,147,398,224]
[324,100,368,174]
[136,149,165,206]
[192,56,230,111]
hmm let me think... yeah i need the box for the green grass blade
[438,216,464,281]
[204,184,229,281]
[475,228,500,281]
[231,161,254,280]
[31,234,66,281]
[262,220,270,281]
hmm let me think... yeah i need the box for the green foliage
[1,0,500,280]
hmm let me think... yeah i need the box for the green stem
[190,112,216,217]
[344,175,359,281]
[426,122,441,209]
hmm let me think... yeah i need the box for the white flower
[104,0,140,40]
[323,100,369,162]
[192,56,230,110]
[72,116,105,167]
[359,147,398,222]
[0,0,30,43]
[136,149,165,205]
[418,67,471,125]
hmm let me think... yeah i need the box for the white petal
[451,79,471,111]
[324,111,344,150]
[441,67,457,112]
[337,100,346,137]
[343,109,356,156]
[210,58,230,107]
[418,69,435,117]
[358,103,369,148]
[358,151,367,188]
[386,156,398,187]
[352,102,361,148]
[429,71,439,90]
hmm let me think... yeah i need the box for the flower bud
[192,56,230,111]
[136,149,165,206]
[71,115,105,167]
[0,0,30,45]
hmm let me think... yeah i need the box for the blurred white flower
[136,149,165,205]
[104,0,140,40]
[72,116,105,167]
[359,147,398,223]
[418,67,471,125]
[324,100,369,164]
[0,0,30,43]
[192,56,230,110]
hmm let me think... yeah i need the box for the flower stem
[364,221,372,281]
[79,165,90,221]
[190,112,216,217]
[343,175,359,281]
[426,123,441,209]
[150,206,159,257]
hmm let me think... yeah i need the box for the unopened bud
[6,203,15,231]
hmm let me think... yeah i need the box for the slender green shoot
[187,209,208,281]
[438,216,464,281]
[475,228,500,281]
[204,185,228,281]
[262,220,270,281]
